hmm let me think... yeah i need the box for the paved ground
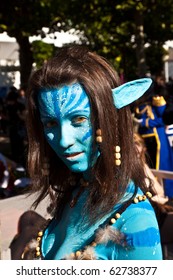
[0,132,51,259]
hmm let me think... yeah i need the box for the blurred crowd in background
[0,74,173,200]
[0,85,30,198]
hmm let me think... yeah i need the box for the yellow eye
[72,116,87,124]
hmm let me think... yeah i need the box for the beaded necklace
[30,190,152,260]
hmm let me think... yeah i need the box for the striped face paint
[38,83,99,175]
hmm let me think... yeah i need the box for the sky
[0,29,79,46]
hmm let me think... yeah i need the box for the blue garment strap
[112,78,152,109]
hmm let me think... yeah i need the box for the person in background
[133,78,173,200]
[153,75,169,101]
[163,115,173,153]
[4,87,27,167]
[22,45,162,260]
[17,87,26,105]
[162,96,173,196]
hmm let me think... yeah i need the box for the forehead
[38,83,90,115]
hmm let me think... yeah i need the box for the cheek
[81,128,93,149]
[81,128,92,142]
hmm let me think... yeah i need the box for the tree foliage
[1,0,173,85]
[32,41,56,69]
[0,0,65,87]
[61,0,173,79]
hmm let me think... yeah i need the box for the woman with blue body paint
[24,46,163,260]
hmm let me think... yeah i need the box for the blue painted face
[38,83,99,175]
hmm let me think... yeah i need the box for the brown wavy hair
[26,45,149,223]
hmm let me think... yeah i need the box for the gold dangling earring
[96,129,102,143]
[114,145,121,166]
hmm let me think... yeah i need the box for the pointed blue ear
[112,78,152,109]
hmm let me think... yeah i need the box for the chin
[68,163,88,173]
